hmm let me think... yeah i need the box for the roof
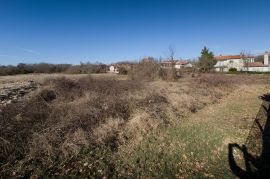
[214,55,254,61]
[244,61,270,67]
[161,60,189,65]
[176,60,189,65]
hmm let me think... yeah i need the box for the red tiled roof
[244,61,270,67]
[175,60,189,65]
[214,55,254,61]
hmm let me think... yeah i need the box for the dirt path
[117,84,270,178]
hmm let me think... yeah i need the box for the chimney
[264,51,269,65]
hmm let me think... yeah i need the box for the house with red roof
[214,51,269,72]
[161,60,192,69]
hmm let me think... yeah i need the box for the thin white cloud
[18,47,41,55]
[0,54,20,58]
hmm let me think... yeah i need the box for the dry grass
[0,73,269,177]
[0,73,123,86]
[115,82,270,178]
[128,57,178,81]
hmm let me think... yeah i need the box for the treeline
[65,62,107,74]
[0,62,108,76]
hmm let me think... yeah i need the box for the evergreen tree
[198,46,216,72]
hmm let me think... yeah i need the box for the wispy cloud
[18,47,41,55]
[0,54,20,58]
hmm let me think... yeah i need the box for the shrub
[129,57,160,81]
[65,63,107,74]
[0,77,142,170]
[0,63,72,76]
[118,66,128,75]
[158,68,178,81]
[229,68,237,72]
[195,74,233,87]
[0,62,109,76]
[1,74,264,177]
[129,57,178,81]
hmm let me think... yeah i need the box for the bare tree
[241,51,251,74]
[166,45,177,80]
[168,45,176,70]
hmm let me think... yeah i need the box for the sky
[0,0,269,65]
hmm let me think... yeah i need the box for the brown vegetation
[129,57,179,81]
[0,62,107,76]
[0,73,268,177]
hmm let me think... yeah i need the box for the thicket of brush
[0,76,170,177]
[128,57,179,81]
[65,63,108,74]
[0,73,266,177]
[0,62,108,76]
[0,63,71,75]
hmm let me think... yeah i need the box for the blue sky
[0,0,269,65]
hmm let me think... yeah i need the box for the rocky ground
[0,81,39,109]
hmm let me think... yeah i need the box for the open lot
[0,73,123,85]
[0,73,269,178]
[116,83,269,178]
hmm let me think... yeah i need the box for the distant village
[1,50,269,76]
[109,51,270,73]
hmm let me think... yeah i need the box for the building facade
[161,60,193,69]
[214,51,269,72]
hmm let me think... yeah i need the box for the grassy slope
[116,84,269,178]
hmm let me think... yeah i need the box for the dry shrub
[39,89,56,102]
[129,57,160,81]
[64,63,107,74]
[0,94,52,165]
[194,73,233,87]
[93,118,124,150]
[1,73,267,177]
[159,68,178,81]
[0,75,171,177]
[129,57,178,81]
[61,128,90,156]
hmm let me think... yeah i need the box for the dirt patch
[0,81,39,108]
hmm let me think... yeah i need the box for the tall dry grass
[0,73,268,177]
[128,57,178,81]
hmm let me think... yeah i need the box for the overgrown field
[0,74,269,177]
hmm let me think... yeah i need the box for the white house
[214,51,270,72]
[108,65,119,73]
[161,60,193,69]
[245,52,269,72]
[175,61,193,69]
